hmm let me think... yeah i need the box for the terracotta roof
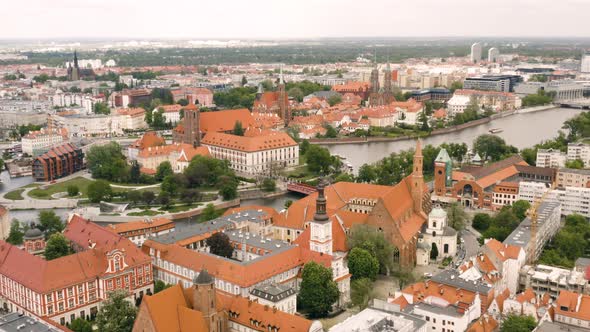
[555,290,590,321]
[401,280,478,308]
[106,217,174,234]
[516,288,535,304]
[131,131,166,149]
[485,239,522,261]
[460,155,527,180]
[0,206,6,217]
[201,131,296,152]
[467,315,498,332]
[495,288,511,312]
[116,107,146,116]
[223,205,285,226]
[433,108,447,119]
[293,218,347,253]
[200,109,256,133]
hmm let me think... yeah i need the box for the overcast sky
[2,0,589,39]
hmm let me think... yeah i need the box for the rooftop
[503,201,561,249]
[431,269,493,295]
[0,313,68,332]
[250,284,296,303]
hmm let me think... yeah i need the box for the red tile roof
[202,131,297,152]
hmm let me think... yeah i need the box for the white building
[419,207,457,263]
[202,132,299,176]
[471,42,483,63]
[519,181,590,218]
[567,142,590,166]
[51,92,102,114]
[581,54,590,73]
[21,129,66,156]
[536,148,566,168]
[519,264,589,299]
[488,47,500,62]
[155,104,182,124]
[249,284,297,315]
[447,94,471,116]
[0,206,9,240]
[49,108,147,138]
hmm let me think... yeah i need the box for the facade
[554,290,590,329]
[557,167,590,189]
[567,143,590,167]
[252,69,290,125]
[536,149,566,168]
[156,104,183,124]
[0,215,153,326]
[518,181,590,218]
[515,79,584,101]
[488,48,500,62]
[471,43,482,63]
[0,206,9,241]
[582,54,590,73]
[173,108,256,143]
[447,94,471,116]
[49,108,147,138]
[491,182,519,210]
[66,52,95,81]
[411,88,452,102]
[22,129,66,156]
[32,143,84,182]
[51,92,102,114]
[108,89,151,108]
[105,217,175,247]
[202,131,298,175]
[136,142,210,174]
[464,76,512,92]
[133,282,322,332]
[249,284,296,314]
[170,87,214,106]
[454,89,522,111]
[128,131,166,161]
[419,206,457,262]
[503,201,562,263]
[519,265,589,300]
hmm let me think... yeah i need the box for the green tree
[472,213,492,232]
[126,190,142,206]
[512,200,531,220]
[232,121,245,136]
[67,185,79,197]
[305,145,335,174]
[347,225,395,274]
[39,210,64,237]
[6,220,24,245]
[144,109,153,125]
[86,142,129,182]
[44,233,73,260]
[87,180,113,203]
[152,108,166,129]
[298,262,339,318]
[141,191,156,206]
[218,175,238,200]
[206,232,234,258]
[261,178,276,192]
[96,290,137,332]
[565,159,584,169]
[178,98,189,106]
[350,278,374,310]
[446,203,466,231]
[300,140,310,155]
[241,75,248,86]
[327,94,342,106]
[155,161,173,181]
[199,203,222,222]
[33,73,50,83]
[129,161,141,184]
[70,318,93,332]
[348,247,379,280]
[430,243,439,260]
[93,102,110,115]
[473,134,517,162]
[449,81,463,93]
[284,200,293,209]
[334,173,354,182]
[287,87,304,102]
[158,191,172,209]
[154,280,172,294]
[324,125,338,138]
[500,315,537,332]
[520,147,537,165]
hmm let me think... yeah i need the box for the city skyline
[1,0,589,40]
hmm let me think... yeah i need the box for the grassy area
[4,189,25,200]
[127,210,164,217]
[29,177,94,199]
[160,203,202,213]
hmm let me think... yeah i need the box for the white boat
[489,128,503,134]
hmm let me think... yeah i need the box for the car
[423,272,433,278]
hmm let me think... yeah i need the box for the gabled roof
[200,109,256,133]
[201,131,297,152]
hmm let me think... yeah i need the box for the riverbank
[310,105,557,145]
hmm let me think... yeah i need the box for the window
[68,299,74,308]
[68,287,74,297]
[47,305,53,315]
[79,296,84,305]
[58,302,64,312]
[46,294,52,302]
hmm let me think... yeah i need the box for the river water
[321,107,585,172]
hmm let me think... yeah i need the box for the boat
[489,128,503,134]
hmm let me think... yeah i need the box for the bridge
[287,182,317,195]
[555,98,590,109]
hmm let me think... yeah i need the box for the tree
[87,180,113,203]
[520,147,537,165]
[473,134,517,162]
[200,203,222,222]
[324,125,338,138]
[305,145,335,174]
[129,161,141,184]
[154,280,172,294]
[446,203,466,231]
[430,243,439,260]
[6,220,24,245]
[287,87,304,102]
[155,161,173,181]
[500,315,536,332]
[261,178,276,192]
[152,108,166,129]
[241,75,248,86]
[348,247,379,280]
[449,81,463,93]
[70,318,93,332]
[96,290,137,332]
[566,159,584,169]
[284,200,293,209]
[93,102,110,115]
[472,213,492,232]
[206,232,234,258]
[298,262,339,318]
[327,94,342,106]
[232,121,245,136]
[141,191,156,206]
[39,210,64,237]
[158,191,171,209]
[347,225,395,274]
[218,175,238,200]
[178,98,189,106]
[512,200,531,220]
[44,233,72,260]
[350,278,373,309]
[419,111,430,131]
[67,185,79,197]
[126,190,142,206]
[144,109,153,125]
[86,142,129,182]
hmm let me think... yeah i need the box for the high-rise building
[488,47,500,62]
[581,53,590,73]
[471,42,482,63]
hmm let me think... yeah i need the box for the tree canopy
[39,210,64,237]
[347,224,395,274]
[348,247,379,280]
[206,232,234,258]
[473,134,518,162]
[87,180,113,203]
[96,290,137,332]
[44,233,73,260]
[297,262,339,318]
[500,315,537,332]
[86,142,129,182]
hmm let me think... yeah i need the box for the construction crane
[527,183,555,265]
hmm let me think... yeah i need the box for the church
[66,51,96,81]
[416,206,458,266]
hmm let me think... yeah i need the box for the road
[460,229,480,261]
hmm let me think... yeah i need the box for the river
[321,107,585,172]
[0,170,34,193]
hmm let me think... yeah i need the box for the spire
[74,50,79,68]
[279,64,284,85]
[415,138,422,159]
[257,83,263,94]
[412,139,424,214]
[313,179,330,223]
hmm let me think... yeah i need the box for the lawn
[127,210,164,217]
[160,203,202,213]
[4,189,25,200]
[28,177,94,199]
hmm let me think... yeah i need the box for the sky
[1,0,589,40]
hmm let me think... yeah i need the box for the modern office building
[471,42,482,63]
[581,53,590,73]
[464,75,522,92]
[488,47,500,62]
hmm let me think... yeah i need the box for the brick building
[32,143,84,182]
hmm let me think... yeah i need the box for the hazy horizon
[2,0,589,40]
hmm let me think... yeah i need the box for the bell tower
[412,139,424,214]
[193,269,225,332]
[309,179,333,255]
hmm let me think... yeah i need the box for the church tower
[182,104,200,147]
[193,269,225,332]
[309,179,333,255]
[412,139,424,214]
[277,65,290,126]
[382,62,394,104]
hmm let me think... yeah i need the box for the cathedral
[368,62,396,107]
[67,51,96,81]
[252,66,290,126]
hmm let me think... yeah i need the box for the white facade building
[420,207,457,262]
[471,42,483,63]
[567,142,590,166]
[581,54,590,73]
[21,129,65,156]
[488,47,500,62]
[447,94,471,116]
[536,149,566,168]
[519,181,590,218]
[49,108,147,138]
[51,92,102,114]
